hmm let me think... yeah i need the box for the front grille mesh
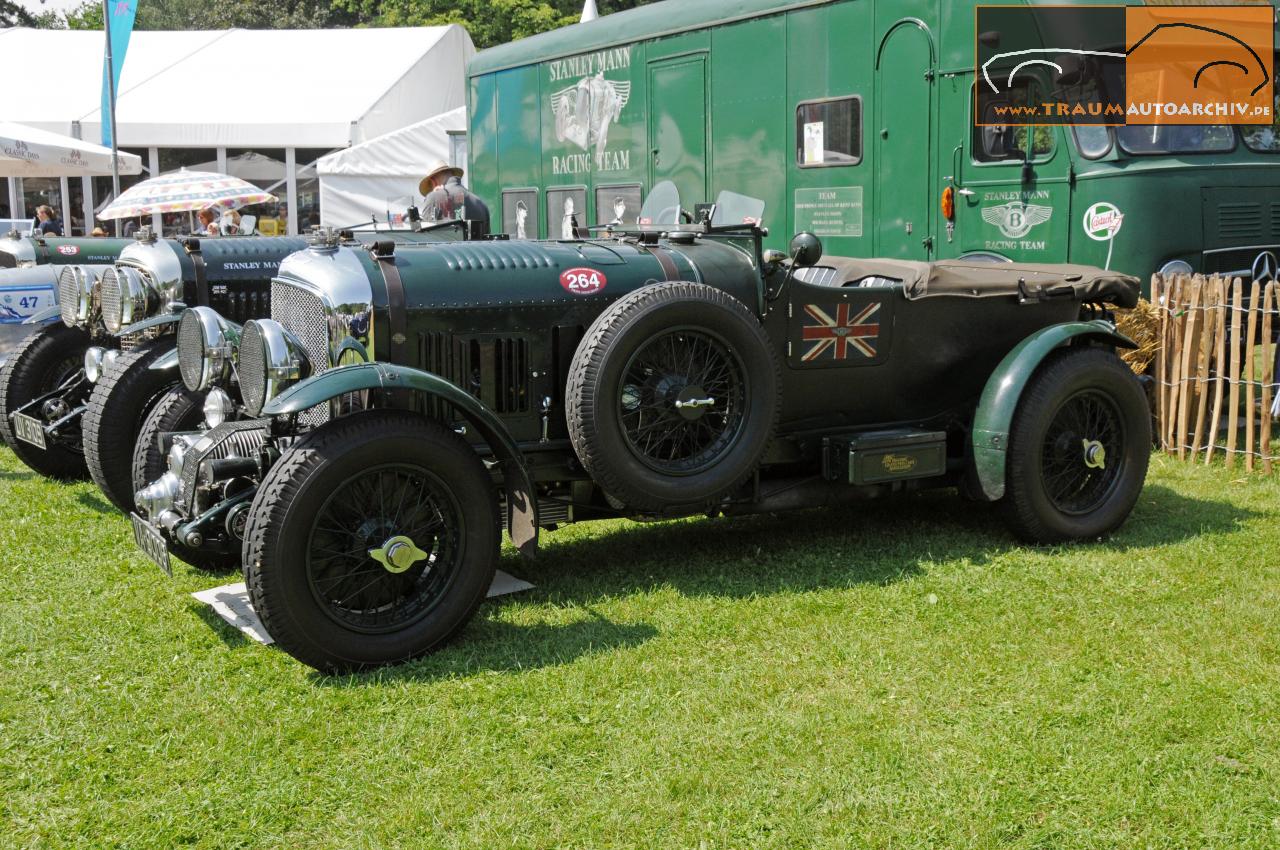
[271,281,331,426]
[177,311,205,390]
[100,267,122,330]
[178,421,269,512]
[239,321,266,415]
[58,267,80,326]
[271,281,329,376]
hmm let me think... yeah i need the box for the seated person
[197,209,218,237]
[219,210,242,236]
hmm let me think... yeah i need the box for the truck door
[948,75,1070,263]
[648,55,709,209]
[874,22,935,260]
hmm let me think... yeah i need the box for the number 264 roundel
[559,267,607,296]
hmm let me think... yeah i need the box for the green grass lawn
[1,446,1278,849]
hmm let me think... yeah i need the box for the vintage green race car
[134,183,1149,673]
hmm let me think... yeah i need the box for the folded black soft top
[808,256,1141,308]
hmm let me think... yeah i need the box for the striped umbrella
[97,169,276,220]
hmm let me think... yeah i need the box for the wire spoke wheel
[306,463,465,635]
[618,328,747,475]
[1003,347,1150,543]
[1039,389,1125,515]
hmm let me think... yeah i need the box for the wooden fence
[1151,274,1277,474]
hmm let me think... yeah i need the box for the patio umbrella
[97,169,275,220]
[0,122,143,178]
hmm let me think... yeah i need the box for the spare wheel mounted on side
[566,281,780,513]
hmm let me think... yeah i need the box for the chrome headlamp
[239,319,309,417]
[177,307,240,392]
[58,266,98,328]
[100,266,157,333]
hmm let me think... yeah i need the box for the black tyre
[130,387,204,494]
[0,323,91,479]
[243,411,500,673]
[83,338,181,513]
[131,387,237,572]
[1003,347,1151,543]
[566,282,780,513]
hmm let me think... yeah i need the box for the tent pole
[103,0,122,237]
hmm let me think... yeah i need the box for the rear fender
[970,319,1137,502]
[261,363,539,556]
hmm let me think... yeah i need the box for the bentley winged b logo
[551,72,631,156]
[982,201,1053,239]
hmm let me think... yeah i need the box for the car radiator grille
[57,267,80,326]
[178,421,269,513]
[271,280,331,425]
[99,267,121,329]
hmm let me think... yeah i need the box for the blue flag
[100,0,139,148]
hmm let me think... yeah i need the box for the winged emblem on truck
[982,201,1052,240]
[551,72,631,156]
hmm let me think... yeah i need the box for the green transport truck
[467,0,1280,283]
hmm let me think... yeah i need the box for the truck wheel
[131,388,238,572]
[567,282,780,513]
[1003,347,1150,543]
[243,410,499,673]
[83,339,181,513]
[0,323,91,479]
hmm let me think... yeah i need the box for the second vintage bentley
[133,183,1150,673]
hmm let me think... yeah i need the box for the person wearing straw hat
[419,160,490,236]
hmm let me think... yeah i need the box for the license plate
[131,513,172,577]
[11,412,46,449]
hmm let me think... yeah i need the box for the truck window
[1116,125,1235,155]
[1071,125,1113,159]
[972,80,1054,163]
[796,96,862,167]
[1242,65,1280,153]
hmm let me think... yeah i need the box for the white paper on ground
[193,571,536,646]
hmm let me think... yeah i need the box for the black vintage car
[0,231,309,509]
[1,225,468,512]
[134,184,1149,673]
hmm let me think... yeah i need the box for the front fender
[970,319,1136,502]
[117,312,181,338]
[22,305,61,325]
[262,363,539,556]
[148,348,180,372]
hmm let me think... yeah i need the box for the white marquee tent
[316,107,467,228]
[0,25,473,233]
[0,122,142,178]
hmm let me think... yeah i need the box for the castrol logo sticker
[560,267,607,296]
[57,245,79,256]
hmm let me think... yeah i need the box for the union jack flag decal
[801,302,881,361]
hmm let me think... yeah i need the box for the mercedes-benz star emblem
[1251,250,1278,283]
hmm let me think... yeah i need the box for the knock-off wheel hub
[1082,438,1107,470]
[673,385,715,421]
[369,535,430,575]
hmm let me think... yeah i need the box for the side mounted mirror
[789,232,823,268]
